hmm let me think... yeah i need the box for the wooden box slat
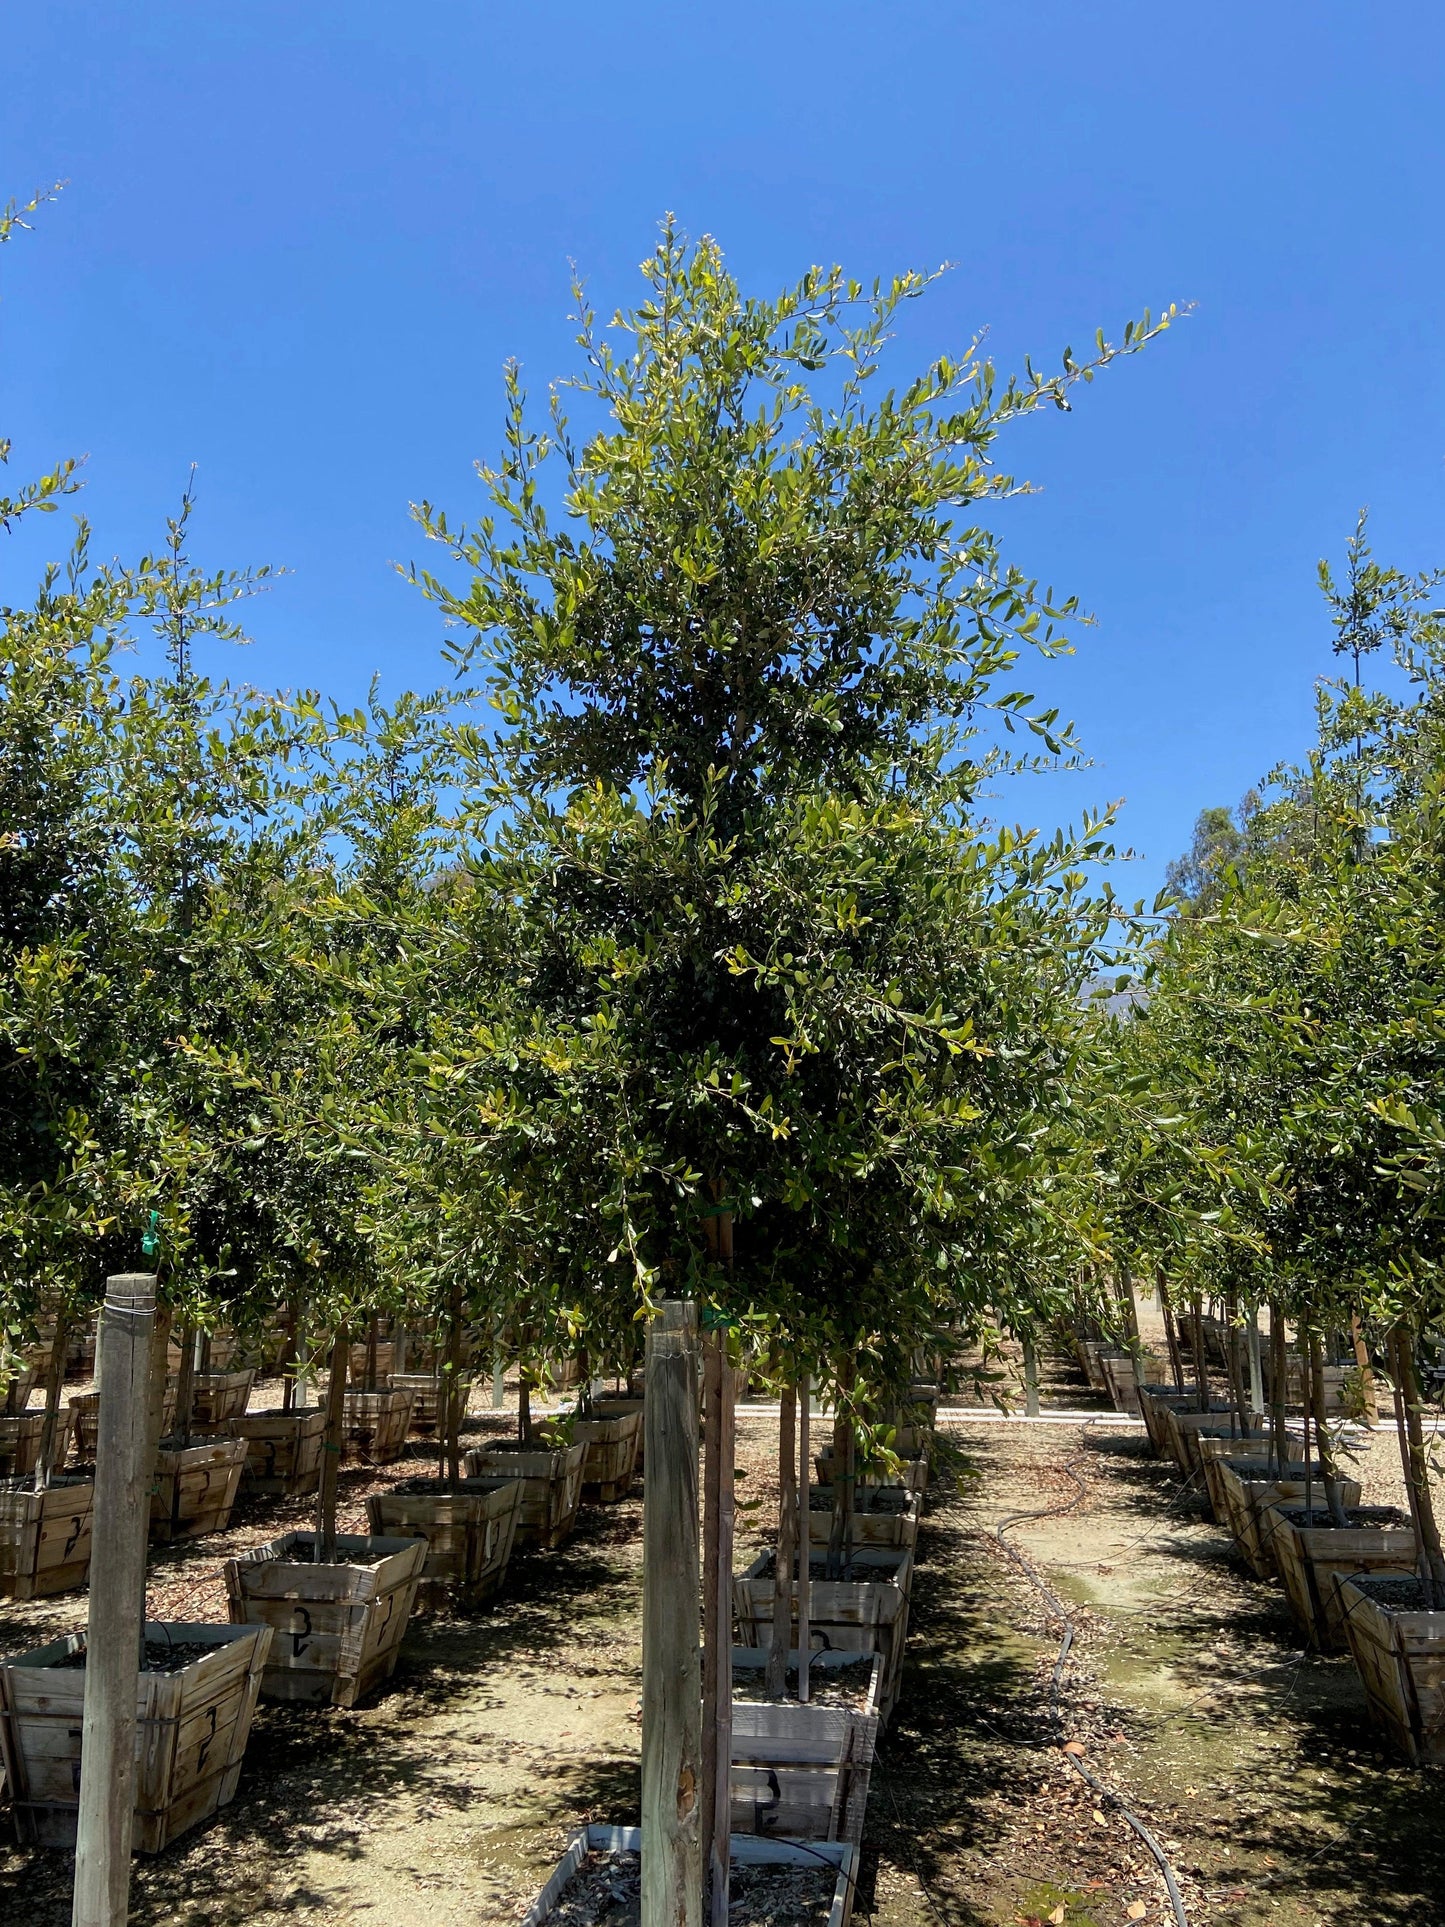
[521,1826,856,1927]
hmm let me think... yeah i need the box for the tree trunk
[172,1321,196,1452]
[1189,1295,1209,1412]
[518,1372,531,1447]
[280,1298,297,1414]
[765,1384,797,1700]
[1389,1324,1445,1608]
[1225,1291,1250,1438]
[317,1329,348,1563]
[1158,1268,1186,1394]
[641,1302,702,1927]
[1268,1300,1289,1476]
[364,1316,379,1393]
[1246,1308,1265,1422]
[33,1311,70,1493]
[1350,1314,1379,1424]
[827,1363,855,1579]
[1022,1334,1041,1418]
[1308,1328,1349,1527]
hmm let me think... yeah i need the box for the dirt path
[2,1395,1441,1926]
[864,1417,1445,1927]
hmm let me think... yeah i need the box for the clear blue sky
[4,3,1443,899]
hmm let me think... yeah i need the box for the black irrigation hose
[992,1434,1192,1927]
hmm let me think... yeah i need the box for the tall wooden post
[34,1311,71,1492]
[699,1332,737,1927]
[1350,1314,1379,1424]
[796,1373,811,1704]
[1021,1335,1041,1418]
[765,1385,797,1699]
[642,1301,702,1927]
[1246,1308,1265,1420]
[317,1330,348,1563]
[72,1273,157,1927]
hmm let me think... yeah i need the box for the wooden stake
[797,1373,811,1705]
[641,1301,702,1927]
[699,1333,737,1927]
[1350,1313,1378,1424]
[71,1273,157,1927]
[765,1385,797,1699]
[317,1329,348,1564]
[34,1310,71,1493]
[1268,1301,1289,1475]
[444,1284,464,1487]
[1246,1308,1265,1420]
[172,1321,195,1452]
[1022,1334,1041,1418]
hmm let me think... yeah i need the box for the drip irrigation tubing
[991,1429,1192,1927]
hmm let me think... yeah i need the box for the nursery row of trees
[1104,514,1445,1592]
[6,191,1445,1481]
[1,203,1185,1413]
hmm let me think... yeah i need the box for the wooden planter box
[150,1434,248,1543]
[573,1409,642,1501]
[232,1406,327,1497]
[347,1339,396,1386]
[0,1474,94,1599]
[806,1488,920,1553]
[1335,1574,1445,1763]
[1161,1403,1248,1476]
[522,1825,856,1927]
[0,1621,272,1851]
[814,1450,929,1500]
[224,1531,426,1708]
[464,1440,588,1549]
[341,1386,415,1463]
[387,1372,471,1437]
[0,1409,72,1480]
[366,1475,524,1605]
[1198,1432,1297,1522]
[1098,1351,1142,1416]
[1079,1339,1110,1393]
[1267,1507,1415,1651]
[188,1369,256,1432]
[71,1381,179,1462]
[731,1647,883,1848]
[1,1365,38,1415]
[1236,1470,1361,1580]
[1137,1387,1196,1456]
[589,1396,644,1471]
[734,1548,914,1726]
